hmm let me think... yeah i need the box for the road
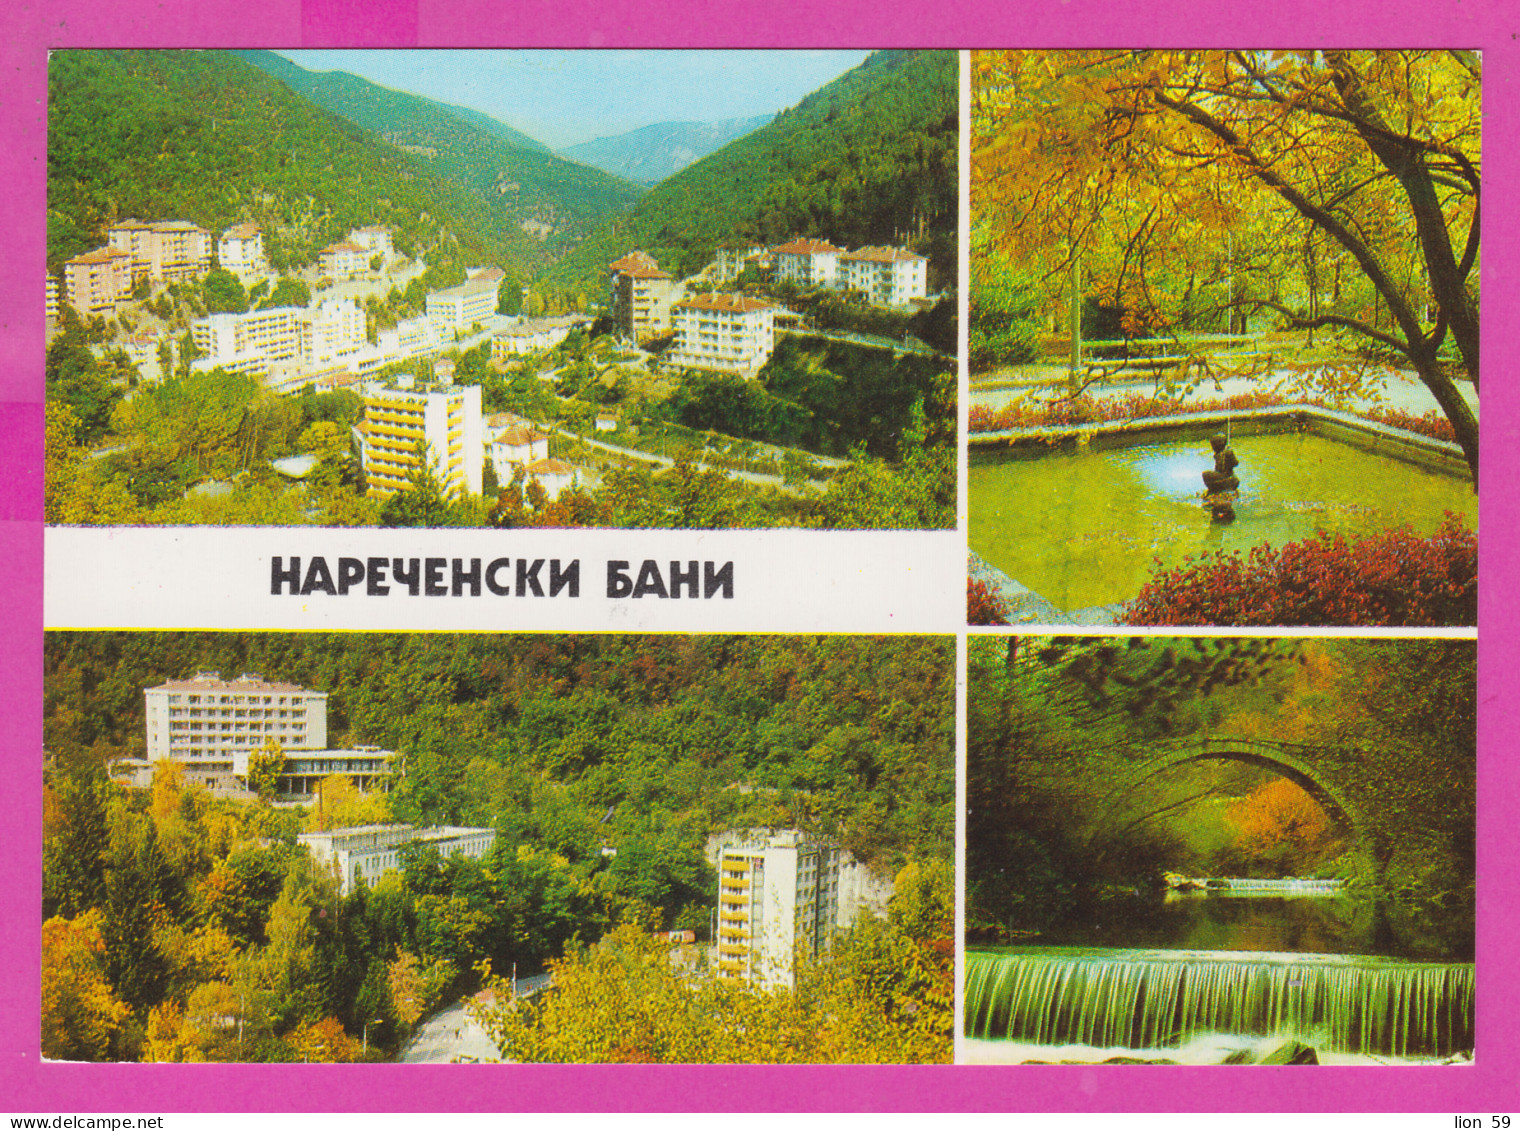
[399,974,552,1064]
[554,426,842,492]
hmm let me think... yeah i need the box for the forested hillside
[235,51,645,259]
[42,633,953,1063]
[49,51,549,276]
[545,50,959,291]
[46,633,954,867]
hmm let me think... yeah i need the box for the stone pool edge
[968,404,1469,479]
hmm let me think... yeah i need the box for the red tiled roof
[610,250,660,272]
[222,223,261,239]
[66,247,132,265]
[528,459,575,475]
[841,245,927,264]
[772,238,844,256]
[676,292,775,314]
[618,267,673,280]
[323,242,367,254]
[493,426,545,446]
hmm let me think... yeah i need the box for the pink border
[4,0,1517,1111]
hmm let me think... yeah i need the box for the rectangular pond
[969,420,1477,614]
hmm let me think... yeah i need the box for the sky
[277,50,874,150]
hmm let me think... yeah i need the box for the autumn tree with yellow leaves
[973,50,1480,481]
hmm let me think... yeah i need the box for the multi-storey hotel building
[300,824,496,896]
[63,247,134,315]
[356,381,484,499]
[715,831,842,989]
[426,268,500,333]
[667,293,777,376]
[144,671,329,774]
[217,223,267,278]
[772,238,845,289]
[839,245,929,308]
[609,252,685,341]
[107,220,213,284]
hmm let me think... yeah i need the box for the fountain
[968,425,1477,614]
[1202,432,1240,522]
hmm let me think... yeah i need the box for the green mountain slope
[47,50,544,275]
[236,50,644,256]
[545,50,958,293]
[560,115,772,185]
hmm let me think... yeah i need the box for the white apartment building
[377,314,444,363]
[426,269,501,333]
[492,315,588,359]
[218,223,267,278]
[609,252,686,341]
[45,275,59,324]
[772,238,845,289]
[356,380,484,499]
[191,298,365,379]
[108,220,213,284]
[299,824,497,897]
[714,243,770,283]
[318,241,370,279]
[143,671,329,776]
[714,830,843,990]
[63,247,134,315]
[839,246,929,307]
[301,298,367,368]
[667,293,777,375]
[348,225,395,262]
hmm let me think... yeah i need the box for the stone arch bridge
[1123,735,1391,872]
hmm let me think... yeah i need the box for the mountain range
[559,115,772,184]
[48,49,957,302]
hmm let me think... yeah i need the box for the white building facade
[714,830,843,990]
[667,293,777,375]
[299,824,497,896]
[426,271,500,333]
[839,246,929,307]
[771,238,845,289]
[357,381,484,500]
[143,672,329,775]
[218,224,267,278]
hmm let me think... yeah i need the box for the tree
[261,277,311,310]
[245,738,285,800]
[497,275,522,316]
[974,50,1480,480]
[46,309,122,443]
[42,911,134,1061]
[201,269,248,314]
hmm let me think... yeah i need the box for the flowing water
[969,430,1477,612]
[964,880,1475,1062]
[963,946,1474,1059]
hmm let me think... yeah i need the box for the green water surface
[969,431,1478,612]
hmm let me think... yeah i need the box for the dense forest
[235,51,645,262]
[545,50,959,292]
[966,636,1476,959]
[43,633,954,1062]
[48,51,574,277]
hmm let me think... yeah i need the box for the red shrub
[1120,514,1476,627]
[968,578,1011,626]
